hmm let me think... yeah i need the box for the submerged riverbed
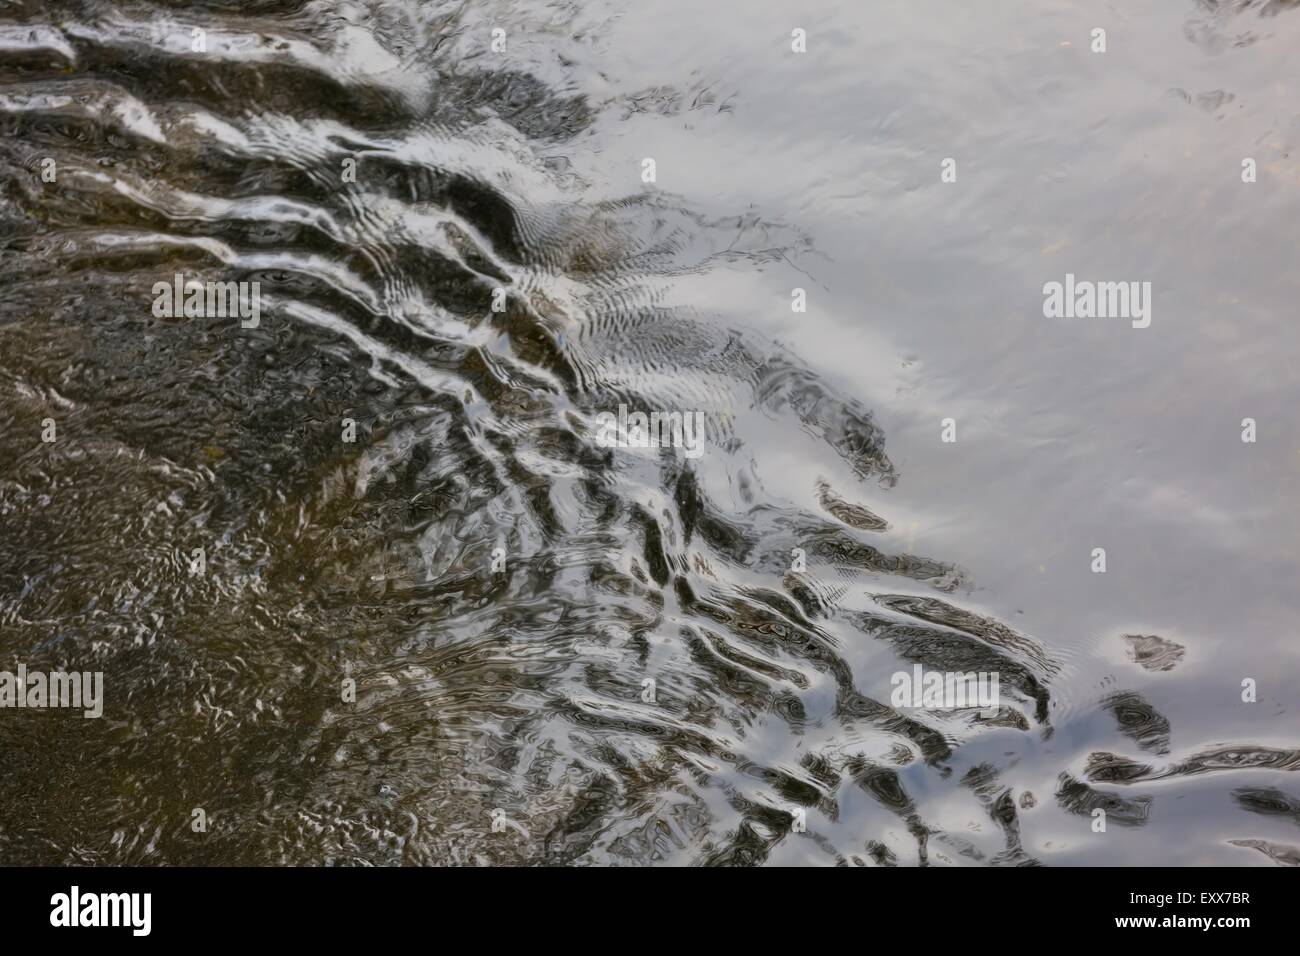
[1,0,1298,865]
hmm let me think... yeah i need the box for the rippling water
[1,0,1298,866]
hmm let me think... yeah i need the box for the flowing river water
[1,0,1298,865]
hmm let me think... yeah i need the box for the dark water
[1,0,1298,865]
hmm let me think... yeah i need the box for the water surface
[1,0,1298,865]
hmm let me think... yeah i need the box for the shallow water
[0,0,1297,865]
